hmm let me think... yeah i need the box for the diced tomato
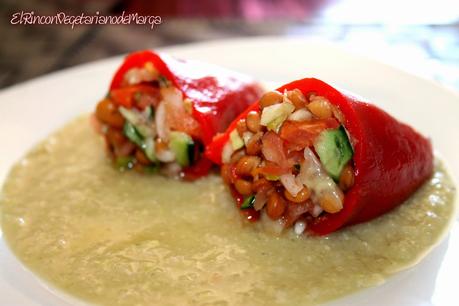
[261,132,290,169]
[164,102,202,138]
[256,162,290,176]
[286,150,304,166]
[110,85,160,108]
[280,118,339,150]
[136,91,161,109]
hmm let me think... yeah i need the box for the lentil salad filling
[95,62,205,177]
[219,89,355,234]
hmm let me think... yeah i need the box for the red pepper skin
[205,102,260,164]
[206,78,433,235]
[110,50,263,145]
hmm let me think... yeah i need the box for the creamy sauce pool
[0,116,456,306]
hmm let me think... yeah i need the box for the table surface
[1,0,459,92]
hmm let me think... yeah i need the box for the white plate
[0,37,458,306]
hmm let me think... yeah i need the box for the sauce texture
[0,116,456,306]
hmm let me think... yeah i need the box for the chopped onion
[119,106,155,138]
[260,211,285,235]
[124,66,158,85]
[253,192,268,211]
[283,89,292,104]
[288,109,313,121]
[311,204,323,217]
[260,102,295,132]
[160,87,183,109]
[298,148,343,213]
[280,173,303,197]
[230,130,244,150]
[221,141,234,164]
[161,162,182,177]
[156,148,176,163]
[124,62,159,85]
[294,220,307,235]
[124,68,142,85]
[119,106,141,125]
[242,131,254,146]
[332,105,345,124]
[155,102,170,141]
[159,87,185,141]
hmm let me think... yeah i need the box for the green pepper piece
[241,195,255,209]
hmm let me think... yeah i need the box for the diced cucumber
[240,195,255,209]
[123,122,157,162]
[143,106,154,120]
[119,106,154,138]
[135,125,152,138]
[169,131,195,167]
[230,129,244,150]
[123,122,144,147]
[142,137,157,162]
[119,106,141,125]
[118,106,154,128]
[313,126,353,180]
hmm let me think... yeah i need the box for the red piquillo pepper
[110,51,262,145]
[96,50,262,179]
[206,78,433,234]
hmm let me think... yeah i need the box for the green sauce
[0,116,456,306]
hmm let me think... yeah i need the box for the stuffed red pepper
[94,50,262,180]
[206,78,433,235]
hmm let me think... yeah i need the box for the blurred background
[1,0,459,90]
